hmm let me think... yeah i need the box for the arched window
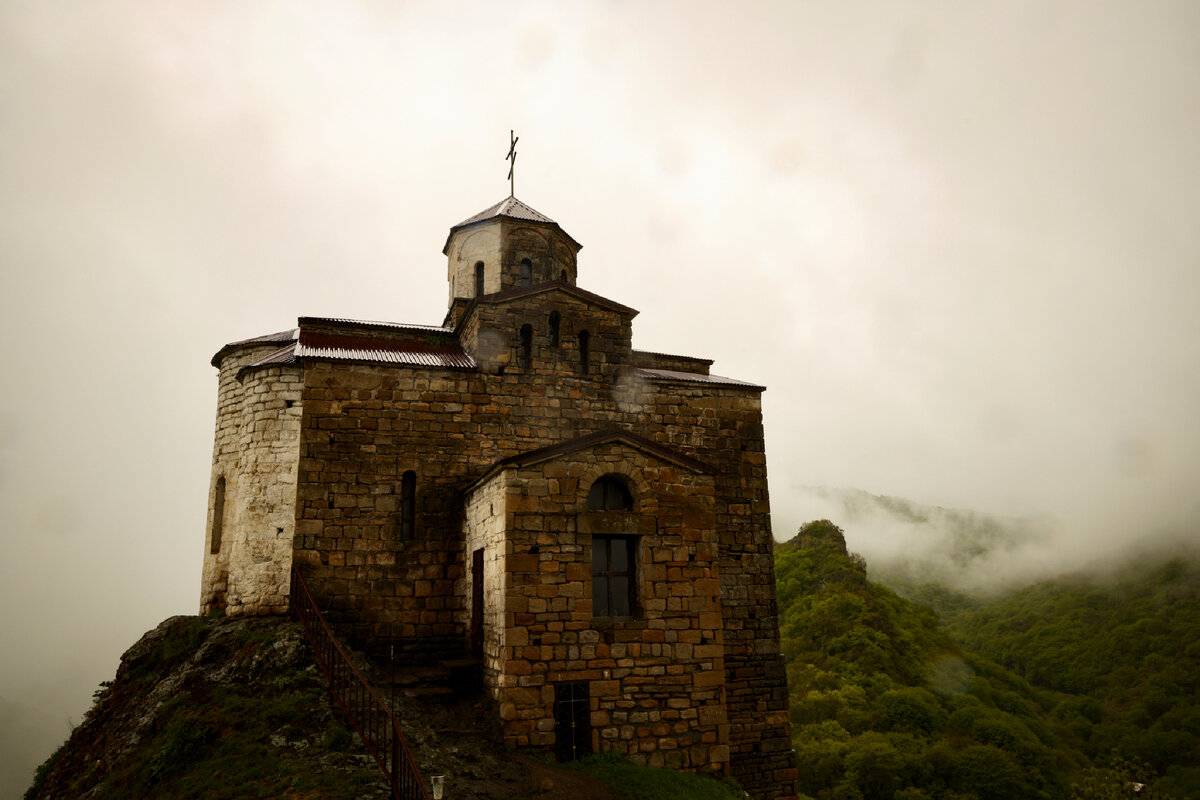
[560,269,568,282]
[578,330,590,374]
[549,311,560,348]
[587,475,633,511]
[400,470,416,538]
[520,324,533,370]
[210,476,226,554]
[519,258,533,285]
[474,262,485,297]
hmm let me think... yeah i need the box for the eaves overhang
[466,427,717,494]
[451,280,638,335]
[210,327,299,367]
[632,367,765,392]
[225,317,477,376]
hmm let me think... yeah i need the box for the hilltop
[793,486,1049,595]
[23,615,742,800]
[24,615,392,799]
[776,520,1083,799]
[775,514,1199,798]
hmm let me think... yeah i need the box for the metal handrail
[290,566,432,800]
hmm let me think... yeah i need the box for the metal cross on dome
[506,130,518,197]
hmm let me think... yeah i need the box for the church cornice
[448,280,638,332]
[465,427,717,494]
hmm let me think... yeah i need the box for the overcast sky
[1,0,1198,779]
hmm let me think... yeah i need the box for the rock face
[24,615,390,800]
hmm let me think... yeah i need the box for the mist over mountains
[776,519,1200,798]
[787,485,1197,595]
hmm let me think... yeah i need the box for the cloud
[1,0,1198,780]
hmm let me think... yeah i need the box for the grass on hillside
[566,751,746,800]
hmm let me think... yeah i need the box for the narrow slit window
[211,476,226,554]
[578,330,590,374]
[519,258,533,285]
[549,311,560,348]
[474,262,485,297]
[400,470,416,538]
[520,324,533,371]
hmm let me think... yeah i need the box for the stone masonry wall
[492,444,729,775]
[292,363,472,658]
[446,224,502,304]
[459,472,509,689]
[282,291,794,798]
[445,219,579,308]
[465,290,633,383]
[201,354,302,616]
[498,222,578,285]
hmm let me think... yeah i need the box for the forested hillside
[946,552,1200,798]
[790,511,1200,799]
[777,521,1084,799]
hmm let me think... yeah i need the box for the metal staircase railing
[290,566,432,800]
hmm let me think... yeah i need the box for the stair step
[377,656,483,699]
[401,685,457,700]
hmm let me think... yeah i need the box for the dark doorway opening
[554,682,593,762]
[471,548,484,659]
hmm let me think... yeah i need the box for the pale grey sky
[1,0,1198,788]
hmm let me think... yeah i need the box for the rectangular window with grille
[592,535,636,619]
[554,682,592,762]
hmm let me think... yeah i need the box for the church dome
[443,196,583,309]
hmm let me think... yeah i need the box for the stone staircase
[377,656,483,702]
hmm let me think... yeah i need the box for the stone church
[200,192,796,799]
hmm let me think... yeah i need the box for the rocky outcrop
[25,615,389,799]
[23,615,622,800]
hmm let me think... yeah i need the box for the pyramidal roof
[444,196,581,253]
[452,196,556,228]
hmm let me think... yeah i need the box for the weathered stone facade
[200,195,797,798]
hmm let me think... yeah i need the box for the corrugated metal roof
[295,343,476,369]
[634,367,763,390]
[233,327,477,371]
[247,344,298,368]
[632,349,714,366]
[228,327,300,347]
[444,195,582,254]
[298,317,451,334]
[297,331,475,368]
[212,328,300,366]
[452,196,557,229]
